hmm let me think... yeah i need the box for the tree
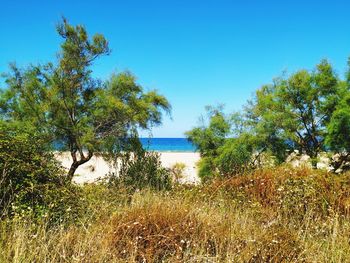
[325,80,350,171]
[214,134,254,176]
[186,106,260,180]
[188,60,343,181]
[186,106,230,180]
[0,18,170,181]
[246,60,339,168]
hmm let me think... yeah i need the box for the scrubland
[2,166,350,262]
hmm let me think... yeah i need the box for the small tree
[187,60,344,180]
[186,106,259,180]
[0,18,170,181]
[246,60,339,168]
[186,106,230,180]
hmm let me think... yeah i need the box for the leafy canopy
[187,59,349,180]
[0,18,171,180]
[245,60,340,167]
[186,106,255,180]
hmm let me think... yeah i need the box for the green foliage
[186,105,230,158]
[196,157,217,182]
[327,106,350,152]
[186,106,233,180]
[325,88,350,171]
[189,59,348,179]
[247,60,340,167]
[108,149,172,191]
[187,107,258,180]
[0,122,84,224]
[0,18,171,180]
[95,72,170,156]
[215,136,253,176]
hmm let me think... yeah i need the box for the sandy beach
[56,152,201,184]
[56,150,334,185]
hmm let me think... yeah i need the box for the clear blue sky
[1,0,350,137]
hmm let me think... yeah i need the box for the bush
[169,162,186,183]
[0,123,84,224]
[215,138,253,176]
[108,149,172,191]
[193,136,256,181]
[197,157,217,182]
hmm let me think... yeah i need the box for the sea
[53,138,197,152]
[140,138,197,152]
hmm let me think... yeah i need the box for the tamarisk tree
[0,19,170,181]
[246,60,339,168]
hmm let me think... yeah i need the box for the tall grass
[1,166,350,262]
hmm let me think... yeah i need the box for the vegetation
[108,148,172,191]
[188,60,350,180]
[2,167,350,262]
[247,60,339,168]
[169,162,186,183]
[0,18,170,181]
[3,17,350,263]
[0,122,85,224]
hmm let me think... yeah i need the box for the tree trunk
[67,162,79,181]
[67,150,93,181]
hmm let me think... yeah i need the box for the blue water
[140,138,197,152]
[53,138,197,152]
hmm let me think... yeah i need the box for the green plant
[215,137,253,176]
[108,149,172,191]
[0,122,84,224]
[169,162,186,183]
[0,18,170,181]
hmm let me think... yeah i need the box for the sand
[56,151,333,185]
[56,152,201,184]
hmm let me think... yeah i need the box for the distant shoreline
[140,138,197,152]
[53,138,197,153]
[143,150,198,153]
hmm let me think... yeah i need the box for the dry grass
[1,166,350,262]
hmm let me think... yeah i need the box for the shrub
[108,149,172,191]
[0,123,84,224]
[169,162,186,183]
[197,157,217,182]
[215,137,253,176]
